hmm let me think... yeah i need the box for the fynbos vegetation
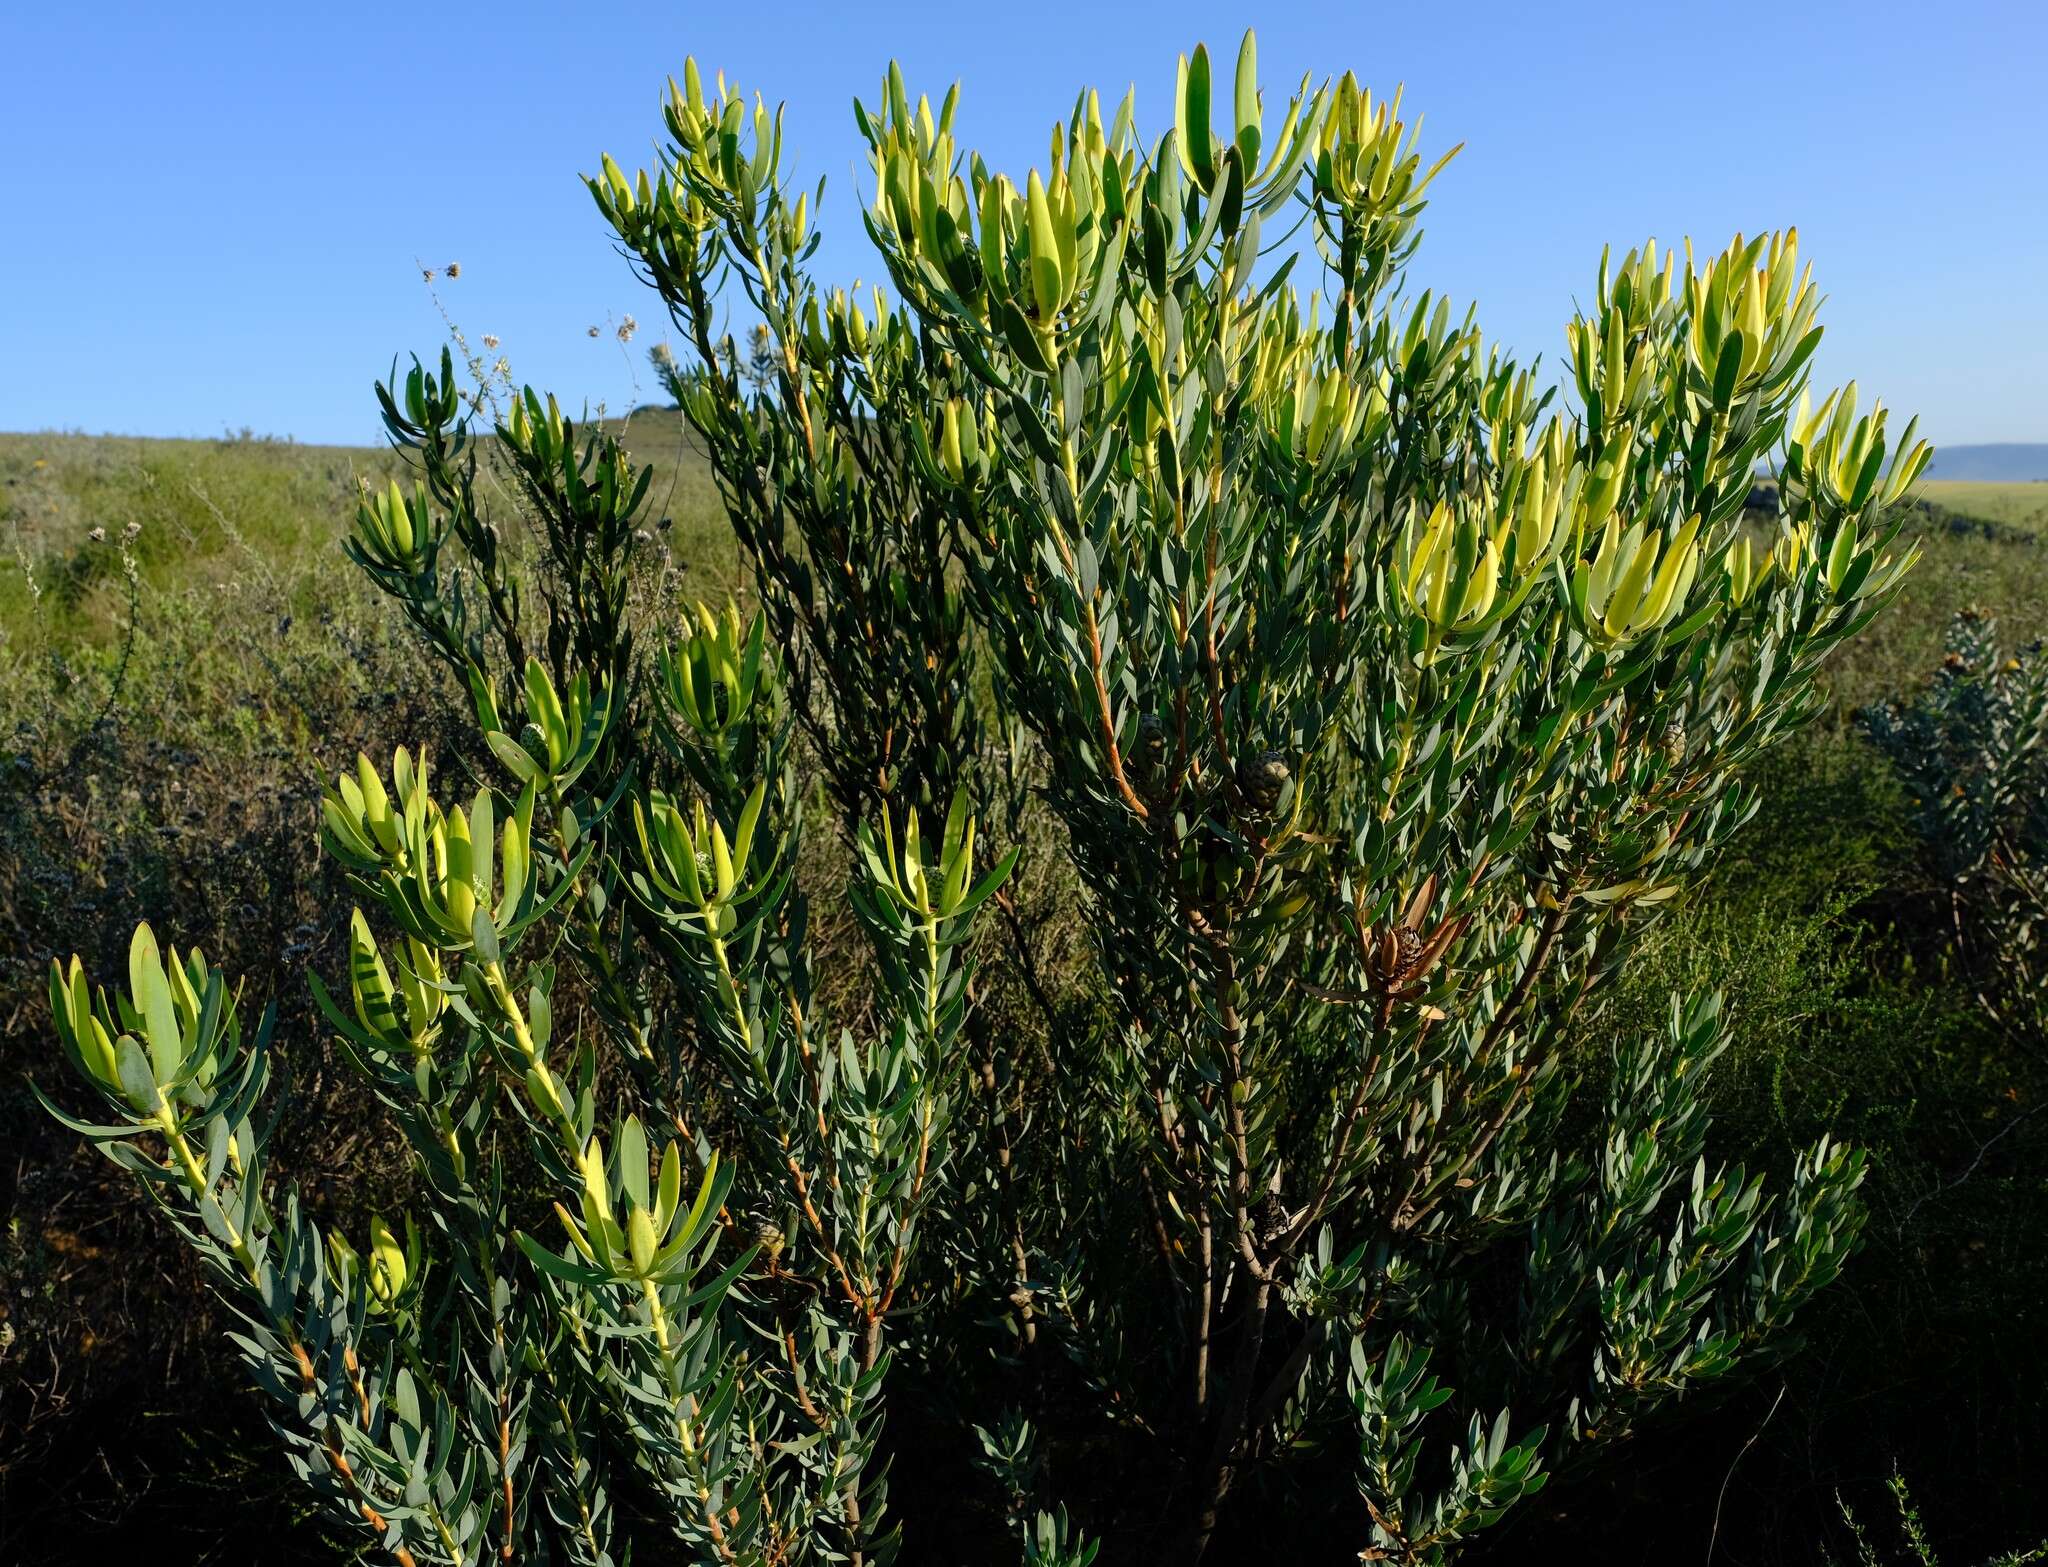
[1862,610,2048,1041]
[37,33,1937,1564]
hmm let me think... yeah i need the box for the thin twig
[1707,1383,1785,1566]
[1901,1103,2043,1231]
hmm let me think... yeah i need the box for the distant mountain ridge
[1924,444,2048,482]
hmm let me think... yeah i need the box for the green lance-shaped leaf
[1233,29,1260,163]
[1026,170,1064,323]
[1176,44,1214,190]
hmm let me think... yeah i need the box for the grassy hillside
[1920,478,2048,534]
[7,425,2043,715]
[0,414,736,650]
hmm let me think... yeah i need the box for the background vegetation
[3,421,2043,1563]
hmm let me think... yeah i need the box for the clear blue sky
[5,1,2043,448]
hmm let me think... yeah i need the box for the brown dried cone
[1360,874,1469,1025]
[1295,872,1470,1025]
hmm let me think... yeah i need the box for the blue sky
[5,1,2043,447]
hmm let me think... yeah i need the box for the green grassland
[0,412,735,647]
[2,428,2045,1563]
[1919,478,2048,535]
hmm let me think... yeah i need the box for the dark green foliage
[1477,727,2048,1567]
[1861,610,2048,1039]
[839,37,1911,1561]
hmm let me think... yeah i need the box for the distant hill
[1924,444,2048,482]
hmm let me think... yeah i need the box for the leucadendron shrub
[42,32,1929,1566]
[1861,609,2048,1043]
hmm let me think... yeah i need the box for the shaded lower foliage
[0,597,457,1559]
